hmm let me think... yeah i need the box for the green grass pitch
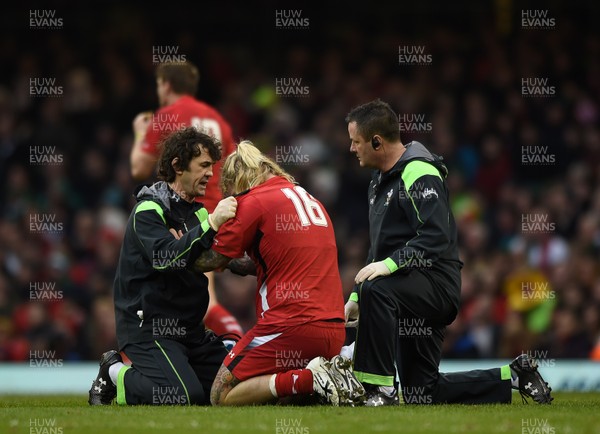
[1,393,599,434]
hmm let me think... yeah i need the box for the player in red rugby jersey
[129,62,242,344]
[188,141,365,406]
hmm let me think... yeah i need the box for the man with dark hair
[129,61,243,345]
[130,62,236,207]
[344,99,553,406]
[88,127,238,406]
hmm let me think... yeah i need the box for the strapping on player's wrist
[207,214,218,231]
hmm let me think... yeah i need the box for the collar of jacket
[133,181,202,214]
[371,140,448,185]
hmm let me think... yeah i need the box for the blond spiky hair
[220,140,295,196]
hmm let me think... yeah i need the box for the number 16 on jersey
[281,186,328,227]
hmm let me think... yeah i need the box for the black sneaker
[509,354,553,404]
[88,350,122,405]
[364,385,399,407]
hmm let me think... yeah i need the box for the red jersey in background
[141,95,236,211]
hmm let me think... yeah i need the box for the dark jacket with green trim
[353,141,463,307]
[114,181,216,348]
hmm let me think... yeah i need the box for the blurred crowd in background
[0,1,599,362]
